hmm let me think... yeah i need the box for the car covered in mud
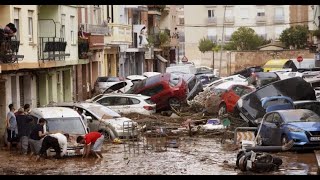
[126,73,188,111]
[247,72,281,88]
[236,77,316,126]
[48,102,138,140]
[204,81,254,116]
[256,109,320,149]
[88,94,156,115]
[171,72,203,100]
[204,74,248,91]
[29,107,88,156]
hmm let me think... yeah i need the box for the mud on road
[0,137,318,175]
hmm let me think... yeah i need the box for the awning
[156,55,168,63]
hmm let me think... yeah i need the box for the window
[208,9,214,18]
[70,16,75,44]
[98,97,116,106]
[28,10,34,42]
[113,97,130,106]
[257,8,265,16]
[179,17,184,25]
[14,8,20,41]
[265,113,274,123]
[61,14,66,39]
[274,7,284,21]
[273,113,282,123]
[130,98,140,104]
[231,86,243,96]
[240,8,249,19]
[207,28,217,42]
[140,85,164,96]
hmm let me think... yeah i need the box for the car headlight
[237,98,243,107]
[288,126,304,132]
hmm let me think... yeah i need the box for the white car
[88,94,156,115]
[126,75,146,85]
[204,74,248,91]
[48,102,138,139]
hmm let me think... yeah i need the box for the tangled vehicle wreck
[236,77,316,126]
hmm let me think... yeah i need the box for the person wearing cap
[76,131,104,158]
[16,107,34,155]
[36,133,70,161]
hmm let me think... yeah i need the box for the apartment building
[0,5,77,139]
[290,5,309,26]
[176,5,185,62]
[184,5,291,66]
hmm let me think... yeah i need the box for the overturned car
[236,77,316,126]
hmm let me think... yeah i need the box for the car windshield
[46,117,86,135]
[295,102,320,117]
[87,105,121,119]
[283,110,320,123]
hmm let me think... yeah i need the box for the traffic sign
[297,56,303,63]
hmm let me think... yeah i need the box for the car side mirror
[86,116,93,123]
[275,121,280,127]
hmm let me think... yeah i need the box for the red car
[205,81,254,116]
[126,73,188,111]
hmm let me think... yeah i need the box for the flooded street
[0,137,318,175]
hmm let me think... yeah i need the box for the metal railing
[0,40,24,63]
[38,37,70,62]
[207,17,217,25]
[81,23,110,35]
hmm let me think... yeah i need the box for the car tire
[169,98,181,111]
[281,134,289,146]
[218,103,227,117]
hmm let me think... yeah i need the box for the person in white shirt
[36,133,69,161]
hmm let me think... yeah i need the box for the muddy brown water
[0,137,318,175]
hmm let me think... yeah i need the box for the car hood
[237,77,316,123]
[286,122,320,132]
[101,117,135,126]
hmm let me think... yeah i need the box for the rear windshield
[145,98,155,105]
[97,77,120,82]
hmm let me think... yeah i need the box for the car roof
[293,100,320,104]
[215,81,248,90]
[30,107,81,119]
[100,93,151,99]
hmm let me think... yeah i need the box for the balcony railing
[78,38,89,59]
[81,24,110,35]
[0,40,24,63]
[274,15,285,23]
[207,17,217,25]
[224,16,235,24]
[88,34,104,50]
[38,37,70,62]
[256,16,267,23]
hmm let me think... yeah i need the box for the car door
[83,110,101,132]
[127,97,142,114]
[96,96,119,112]
[112,97,131,114]
[259,113,274,145]
[269,113,283,146]
[225,85,242,112]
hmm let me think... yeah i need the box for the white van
[30,107,88,157]
[166,64,197,74]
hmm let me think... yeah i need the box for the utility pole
[219,5,227,77]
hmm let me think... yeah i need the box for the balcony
[38,37,70,62]
[81,23,110,35]
[0,40,24,63]
[105,24,132,45]
[207,17,217,25]
[256,16,267,23]
[274,15,285,23]
[88,34,104,50]
[224,16,235,24]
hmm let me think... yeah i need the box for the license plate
[310,137,320,141]
[66,151,75,156]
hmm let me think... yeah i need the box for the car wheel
[281,134,289,146]
[218,103,227,116]
[169,98,181,111]
[100,129,112,141]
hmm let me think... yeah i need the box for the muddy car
[126,73,188,111]
[205,81,254,116]
[236,77,316,126]
[247,72,281,88]
[172,72,203,100]
[29,107,88,157]
[256,109,320,149]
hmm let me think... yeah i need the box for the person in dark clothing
[16,108,34,155]
[0,23,17,41]
[37,133,69,160]
[29,118,48,156]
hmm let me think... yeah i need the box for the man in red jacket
[77,132,104,158]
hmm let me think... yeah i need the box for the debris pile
[188,89,212,111]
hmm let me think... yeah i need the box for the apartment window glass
[14,8,20,41]
[275,7,284,19]
[240,8,249,19]
[207,28,217,42]
[70,16,75,44]
[28,10,34,42]
[61,14,66,39]
[257,8,265,16]
[178,15,184,25]
[208,9,214,18]
[225,28,234,41]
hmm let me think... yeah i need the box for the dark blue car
[257,109,320,148]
